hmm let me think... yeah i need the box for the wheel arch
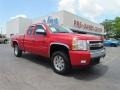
[49,42,70,62]
[12,40,19,47]
[49,42,69,55]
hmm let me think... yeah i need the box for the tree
[113,17,120,38]
[101,17,120,38]
[101,19,114,38]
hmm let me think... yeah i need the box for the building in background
[6,10,105,38]
[33,10,105,35]
[6,17,32,38]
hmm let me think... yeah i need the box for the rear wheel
[4,40,7,44]
[14,44,22,57]
[51,51,71,75]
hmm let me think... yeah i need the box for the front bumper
[69,48,106,66]
[90,48,106,58]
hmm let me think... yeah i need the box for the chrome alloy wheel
[14,45,18,55]
[53,55,65,71]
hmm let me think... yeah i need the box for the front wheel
[14,44,22,57]
[51,51,71,75]
[111,43,117,47]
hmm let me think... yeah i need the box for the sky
[0,0,120,33]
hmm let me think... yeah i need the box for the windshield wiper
[58,32,69,33]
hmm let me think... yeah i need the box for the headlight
[72,37,88,50]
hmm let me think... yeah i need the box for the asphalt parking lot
[0,44,120,90]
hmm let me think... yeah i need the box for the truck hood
[51,33,101,40]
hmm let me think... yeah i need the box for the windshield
[48,25,73,33]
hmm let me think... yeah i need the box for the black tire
[4,40,7,44]
[51,51,71,75]
[111,43,117,47]
[114,44,117,47]
[14,44,22,57]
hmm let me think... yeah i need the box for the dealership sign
[42,16,59,25]
[73,20,103,33]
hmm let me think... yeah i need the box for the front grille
[90,46,103,50]
[89,40,104,50]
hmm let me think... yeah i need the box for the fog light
[81,60,87,64]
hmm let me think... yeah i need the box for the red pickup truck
[11,23,105,74]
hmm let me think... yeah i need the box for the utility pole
[0,27,2,38]
[1,27,2,35]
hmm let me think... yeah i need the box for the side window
[35,25,45,35]
[36,25,44,30]
[27,26,34,35]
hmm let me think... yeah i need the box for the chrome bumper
[90,48,106,58]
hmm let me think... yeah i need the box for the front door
[32,25,49,57]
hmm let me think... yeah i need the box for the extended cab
[11,23,106,74]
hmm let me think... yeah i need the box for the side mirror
[35,29,46,35]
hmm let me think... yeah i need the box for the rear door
[24,26,35,52]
